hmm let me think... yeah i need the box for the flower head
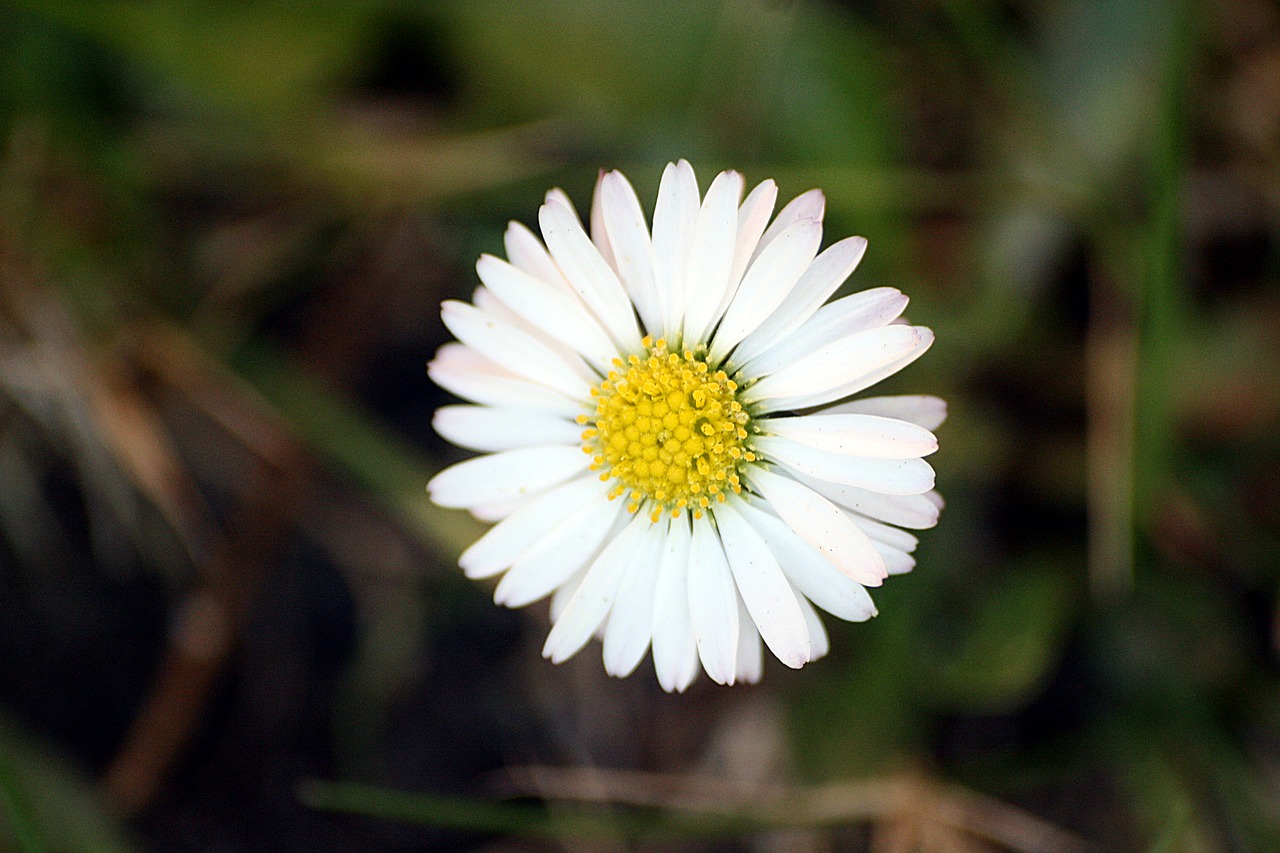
[428,161,943,690]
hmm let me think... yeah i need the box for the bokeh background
[1,0,1278,850]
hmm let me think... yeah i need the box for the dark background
[0,1,1277,850]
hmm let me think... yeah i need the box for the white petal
[544,186,574,213]
[742,500,877,622]
[600,170,662,335]
[441,301,590,400]
[433,405,582,452]
[504,220,574,294]
[734,595,764,684]
[731,237,869,365]
[602,519,665,677]
[651,160,700,339]
[588,171,617,270]
[455,475,606,577]
[753,435,936,495]
[468,500,523,523]
[428,446,590,510]
[681,170,743,343]
[429,344,583,418]
[744,466,887,586]
[687,517,739,685]
[542,512,652,664]
[874,542,916,576]
[715,499,811,668]
[795,594,829,661]
[539,199,641,350]
[472,285,598,383]
[742,290,909,377]
[651,517,697,693]
[709,218,822,363]
[743,325,930,410]
[675,635,701,690]
[758,413,937,459]
[850,515,919,553]
[550,562,588,623]
[754,188,824,261]
[471,283,529,332]
[793,473,941,529]
[766,329,935,411]
[823,394,948,431]
[494,496,624,607]
[722,179,779,314]
[476,255,617,368]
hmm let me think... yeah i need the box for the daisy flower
[428,161,943,691]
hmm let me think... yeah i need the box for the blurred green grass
[1,0,1278,850]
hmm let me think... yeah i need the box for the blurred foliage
[0,716,136,853]
[0,0,1278,851]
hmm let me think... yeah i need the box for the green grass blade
[299,779,777,842]
[0,751,47,853]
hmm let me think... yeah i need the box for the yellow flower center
[579,337,755,522]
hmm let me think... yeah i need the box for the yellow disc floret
[578,337,755,522]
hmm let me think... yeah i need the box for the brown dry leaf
[128,322,296,462]
[85,353,220,564]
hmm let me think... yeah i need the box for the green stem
[1133,0,1193,517]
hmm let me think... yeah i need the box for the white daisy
[428,161,943,691]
